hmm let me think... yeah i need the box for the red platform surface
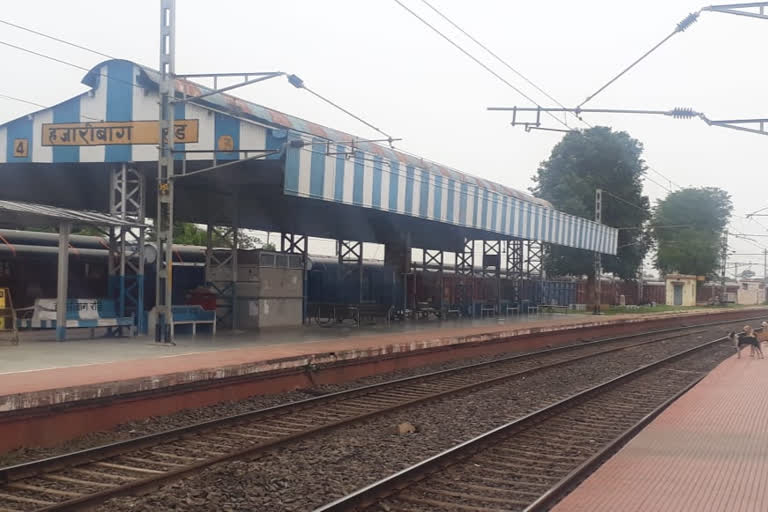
[555,354,768,512]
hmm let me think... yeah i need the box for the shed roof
[0,200,145,229]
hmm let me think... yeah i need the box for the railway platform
[554,349,768,512]
[0,306,765,454]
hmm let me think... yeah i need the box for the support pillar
[110,164,146,334]
[482,240,502,313]
[338,240,363,303]
[385,235,412,312]
[281,233,308,323]
[506,239,523,303]
[231,191,240,330]
[56,222,71,341]
[455,239,474,316]
[422,249,445,312]
[526,241,544,305]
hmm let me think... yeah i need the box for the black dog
[729,330,764,359]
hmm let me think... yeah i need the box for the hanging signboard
[41,120,199,146]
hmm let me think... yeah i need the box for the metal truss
[422,249,444,272]
[456,239,474,276]
[526,241,544,279]
[338,240,363,304]
[108,164,146,335]
[506,239,524,303]
[281,233,308,256]
[205,191,240,329]
[482,240,502,279]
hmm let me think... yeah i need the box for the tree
[148,222,262,249]
[531,126,651,283]
[652,187,732,277]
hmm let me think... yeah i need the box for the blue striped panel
[459,182,468,225]
[79,319,98,328]
[446,179,455,223]
[405,166,415,215]
[472,186,480,227]
[266,128,287,159]
[533,206,540,241]
[500,196,508,234]
[214,112,240,160]
[105,60,133,162]
[579,219,586,249]
[419,169,429,218]
[372,156,383,208]
[490,193,498,231]
[546,211,552,243]
[599,225,606,253]
[517,200,525,237]
[284,138,300,194]
[555,212,562,246]
[309,138,325,198]
[6,117,33,163]
[173,101,185,161]
[353,151,364,206]
[509,199,517,236]
[480,189,489,229]
[389,160,399,211]
[525,204,533,240]
[433,174,442,220]
[334,146,345,201]
[52,98,80,162]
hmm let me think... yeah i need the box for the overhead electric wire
[578,11,700,108]
[0,93,48,109]
[391,0,571,131]
[0,91,102,122]
[0,39,140,91]
[0,18,117,60]
[417,0,584,129]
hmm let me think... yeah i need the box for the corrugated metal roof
[126,61,552,209]
[0,200,145,228]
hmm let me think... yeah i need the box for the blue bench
[170,305,216,337]
[16,298,134,335]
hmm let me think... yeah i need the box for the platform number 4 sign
[13,139,29,158]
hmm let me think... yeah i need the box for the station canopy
[0,59,618,255]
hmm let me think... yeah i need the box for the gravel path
[94,325,742,511]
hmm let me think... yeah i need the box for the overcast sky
[0,0,766,276]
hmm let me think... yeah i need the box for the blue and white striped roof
[0,59,618,255]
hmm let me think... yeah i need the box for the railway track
[314,333,737,512]
[0,317,757,511]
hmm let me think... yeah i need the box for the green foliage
[531,126,651,279]
[261,242,276,252]
[149,222,261,249]
[652,187,732,277]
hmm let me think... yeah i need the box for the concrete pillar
[56,222,71,341]
[385,235,411,311]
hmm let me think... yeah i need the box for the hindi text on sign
[41,120,199,146]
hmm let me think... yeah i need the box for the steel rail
[314,331,740,512]
[0,316,762,511]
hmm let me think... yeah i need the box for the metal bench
[505,303,520,316]
[16,298,134,335]
[480,303,497,318]
[539,304,569,314]
[170,305,216,336]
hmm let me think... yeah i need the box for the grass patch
[602,304,747,315]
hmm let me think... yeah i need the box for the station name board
[41,120,199,146]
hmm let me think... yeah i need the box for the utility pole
[720,230,728,304]
[594,188,602,315]
[764,248,767,304]
[156,0,176,343]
